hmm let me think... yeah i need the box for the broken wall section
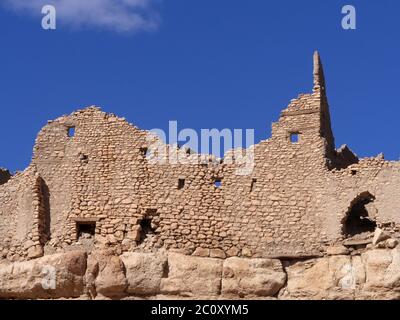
[320,158,400,244]
[0,167,45,261]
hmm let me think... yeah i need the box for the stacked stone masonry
[1,52,400,266]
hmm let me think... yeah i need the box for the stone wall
[0,167,43,260]
[1,52,400,263]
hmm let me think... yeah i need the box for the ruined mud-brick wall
[1,52,400,262]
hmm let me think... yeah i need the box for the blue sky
[0,0,399,172]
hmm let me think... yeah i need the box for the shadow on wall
[39,177,51,246]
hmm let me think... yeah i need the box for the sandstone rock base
[1,248,400,300]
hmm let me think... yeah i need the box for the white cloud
[3,0,161,32]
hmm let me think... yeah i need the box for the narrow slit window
[67,126,75,138]
[250,178,257,192]
[290,132,300,143]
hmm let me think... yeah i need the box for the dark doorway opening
[139,209,158,244]
[76,221,96,240]
[140,218,153,237]
[343,192,377,237]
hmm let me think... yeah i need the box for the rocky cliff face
[1,246,400,300]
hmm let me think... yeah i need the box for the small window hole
[290,132,299,143]
[178,179,185,190]
[140,147,149,157]
[68,127,75,138]
[80,153,89,163]
[214,178,222,188]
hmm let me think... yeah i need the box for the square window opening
[76,221,96,240]
[290,132,300,143]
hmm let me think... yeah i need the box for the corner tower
[271,51,339,169]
